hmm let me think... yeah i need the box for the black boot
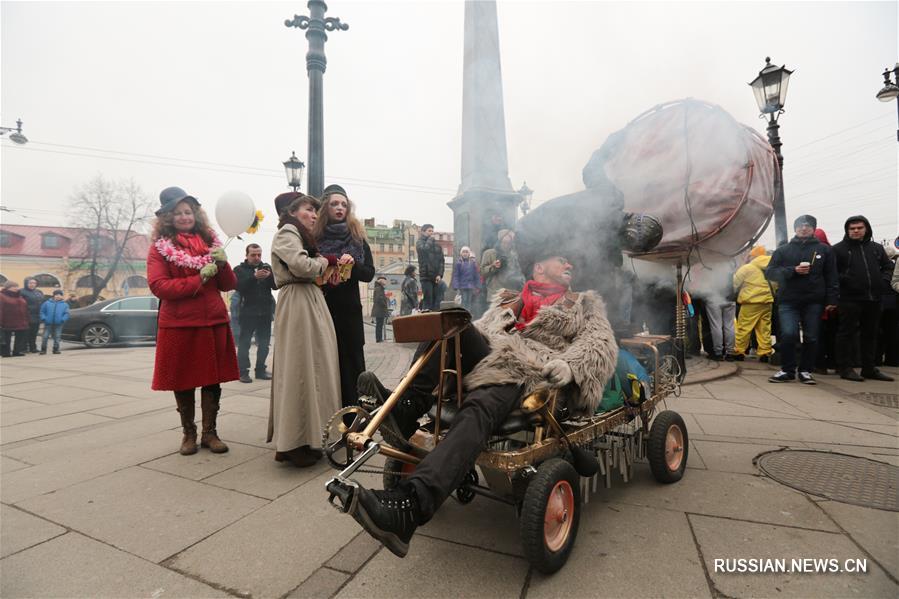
[350,484,420,558]
[839,369,865,382]
[860,368,894,382]
[200,386,229,453]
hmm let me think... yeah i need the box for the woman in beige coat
[267,192,341,468]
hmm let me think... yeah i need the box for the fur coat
[465,289,618,415]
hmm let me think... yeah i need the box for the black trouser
[26,321,40,352]
[420,280,438,311]
[876,306,898,366]
[237,313,271,375]
[816,316,838,370]
[836,301,881,374]
[375,317,385,342]
[1,330,27,356]
[390,326,522,523]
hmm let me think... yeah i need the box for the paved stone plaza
[1,329,897,598]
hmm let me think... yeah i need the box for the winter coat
[733,255,774,304]
[40,300,70,325]
[466,288,618,416]
[452,257,481,290]
[234,260,276,318]
[147,237,237,328]
[20,285,45,323]
[416,236,445,282]
[0,289,29,331]
[371,283,389,318]
[766,236,838,306]
[267,223,340,450]
[401,275,419,314]
[892,260,899,294]
[480,247,525,300]
[832,216,893,303]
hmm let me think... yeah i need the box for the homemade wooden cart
[324,309,687,574]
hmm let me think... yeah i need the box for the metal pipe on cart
[675,262,686,373]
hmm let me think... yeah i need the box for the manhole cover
[756,450,899,512]
[850,392,899,409]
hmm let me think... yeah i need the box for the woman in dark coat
[371,276,389,343]
[314,184,375,409]
[147,186,239,456]
[0,281,29,357]
[400,265,419,315]
[20,278,44,353]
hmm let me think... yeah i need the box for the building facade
[0,224,150,304]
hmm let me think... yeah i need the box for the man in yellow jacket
[732,246,775,361]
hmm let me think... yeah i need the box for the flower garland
[155,232,222,271]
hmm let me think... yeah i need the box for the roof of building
[0,224,151,259]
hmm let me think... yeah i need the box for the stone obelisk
[448,0,521,257]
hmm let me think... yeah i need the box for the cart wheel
[647,410,688,483]
[382,458,416,490]
[519,459,580,574]
[454,469,479,504]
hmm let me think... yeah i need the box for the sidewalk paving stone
[689,514,897,598]
[693,414,898,448]
[202,453,329,500]
[1,396,46,413]
[168,469,362,599]
[528,503,711,599]
[1,394,130,426]
[0,455,31,473]
[1,412,113,445]
[815,499,899,580]
[0,532,228,598]
[16,466,268,563]
[219,393,271,418]
[0,504,66,559]
[1,384,117,405]
[286,567,350,599]
[216,412,273,450]
[142,441,269,481]
[692,439,796,475]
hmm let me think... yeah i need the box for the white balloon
[215,190,256,238]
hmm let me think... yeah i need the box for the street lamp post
[0,119,27,145]
[749,57,793,247]
[283,151,306,192]
[875,63,899,142]
[285,1,348,198]
[517,181,534,216]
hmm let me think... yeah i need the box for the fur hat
[274,191,304,216]
[322,184,347,198]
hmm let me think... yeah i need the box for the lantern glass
[750,59,793,114]
[283,152,305,189]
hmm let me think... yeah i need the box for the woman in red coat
[147,186,239,456]
[0,281,29,357]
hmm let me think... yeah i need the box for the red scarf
[515,280,568,330]
[175,232,209,256]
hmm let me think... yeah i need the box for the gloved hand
[200,263,218,282]
[541,359,573,387]
[210,248,227,263]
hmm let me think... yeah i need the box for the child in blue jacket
[40,290,70,354]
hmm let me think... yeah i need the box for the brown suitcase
[391,309,471,343]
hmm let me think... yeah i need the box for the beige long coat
[267,224,341,451]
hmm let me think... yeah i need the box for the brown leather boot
[200,386,229,453]
[174,391,198,456]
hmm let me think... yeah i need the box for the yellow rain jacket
[733,255,774,304]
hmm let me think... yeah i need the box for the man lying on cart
[349,250,619,558]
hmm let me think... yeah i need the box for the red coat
[148,236,239,390]
[147,240,237,328]
[0,289,29,330]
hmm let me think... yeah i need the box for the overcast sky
[2,0,896,263]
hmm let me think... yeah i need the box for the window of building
[76,274,104,289]
[41,233,62,249]
[125,275,148,289]
[379,257,385,267]
[0,232,12,248]
[379,244,385,252]
[31,273,62,288]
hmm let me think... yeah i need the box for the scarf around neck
[318,222,364,263]
[515,280,568,330]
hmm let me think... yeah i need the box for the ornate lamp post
[0,118,27,145]
[285,2,348,197]
[283,151,306,191]
[517,181,534,216]
[875,63,899,142]
[749,57,793,247]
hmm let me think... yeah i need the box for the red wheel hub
[665,425,684,471]
[544,480,574,552]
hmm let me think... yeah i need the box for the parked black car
[62,296,159,348]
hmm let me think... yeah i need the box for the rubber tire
[519,458,581,575]
[82,323,113,348]
[647,410,688,483]
[382,458,416,490]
